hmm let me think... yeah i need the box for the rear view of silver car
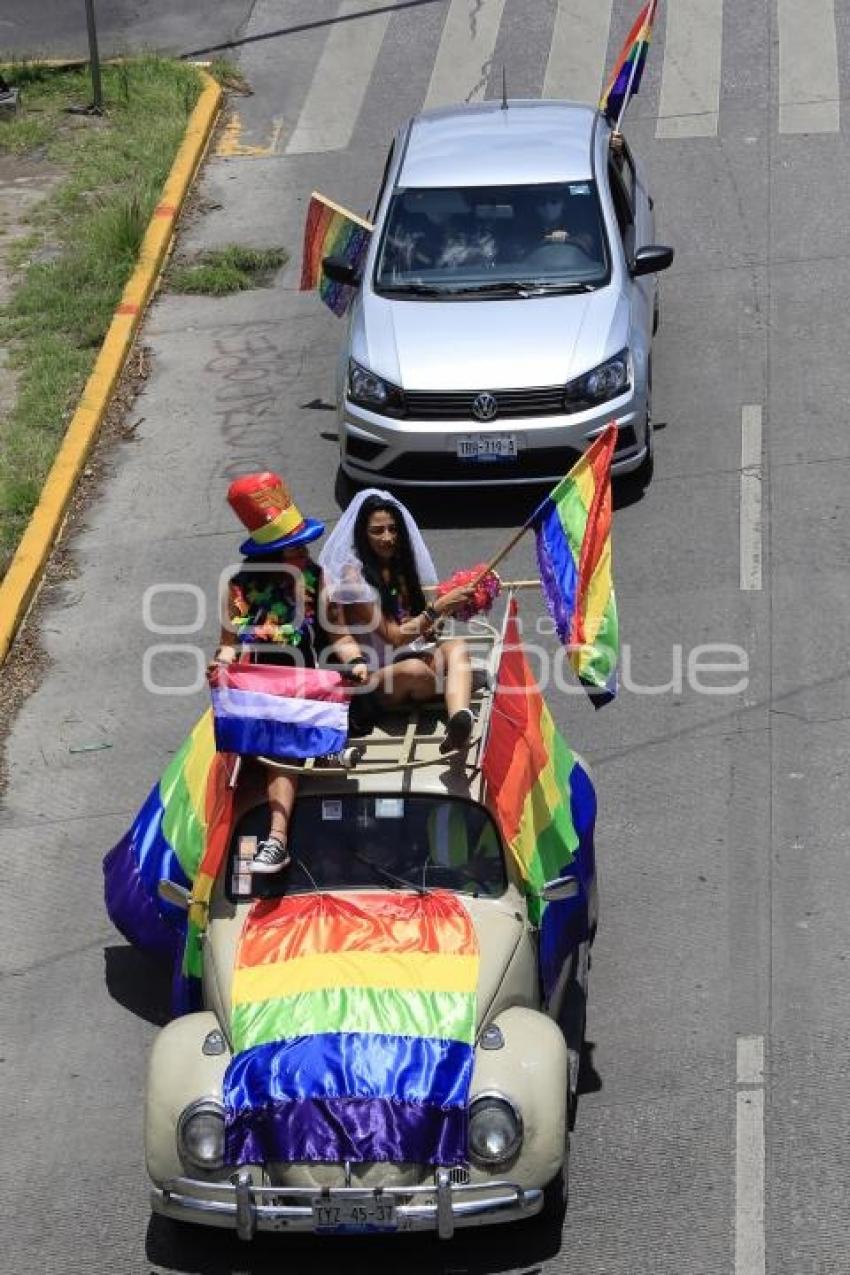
[328,100,673,487]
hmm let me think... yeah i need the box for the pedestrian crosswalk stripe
[423,0,508,112]
[286,0,392,155]
[543,0,613,104]
[778,0,839,134]
[656,0,723,139]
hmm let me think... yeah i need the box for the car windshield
[227,794,508,900]
[374,181,609,297]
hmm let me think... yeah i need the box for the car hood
[352,286,629,390]
[206,893,526,1035]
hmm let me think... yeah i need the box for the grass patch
[168,244,287,295]
[0,56,205,573]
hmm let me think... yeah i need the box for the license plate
[456,433,518,462]
[311,1197,398,1233]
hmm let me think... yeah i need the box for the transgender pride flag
[211,664,349,760]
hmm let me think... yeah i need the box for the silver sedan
[326,100,673,488]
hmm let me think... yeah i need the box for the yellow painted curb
[0,68,223,667]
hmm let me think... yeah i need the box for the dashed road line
[543,0,613,103]
[778,0,839,134]
[423,0,507,111]
[656,0,723,139]
[740,405,763,592]
[736,1035,766,1275]
[286,0,392,154]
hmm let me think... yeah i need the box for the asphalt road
[3,1,850,1272]
[0,0,254,59]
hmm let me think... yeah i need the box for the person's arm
[322,597,370,682]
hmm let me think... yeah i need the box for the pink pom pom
[435,565,502,621]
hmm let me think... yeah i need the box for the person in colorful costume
[209,473,368,873]
[319,489,476,754]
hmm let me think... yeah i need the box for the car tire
[634,413,654,487]
[653,288,661,336]
[334,465,363,507]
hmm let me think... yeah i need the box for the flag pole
[614,0,657,134]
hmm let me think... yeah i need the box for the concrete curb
[0,68,222,666]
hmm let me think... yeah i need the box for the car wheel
[334,465,363,507]
[652,288,661,335]
[634,412,654,487]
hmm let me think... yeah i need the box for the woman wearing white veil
[320,488,476,752]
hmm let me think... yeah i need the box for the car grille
[404,386,566,420]
[380,446,583,482]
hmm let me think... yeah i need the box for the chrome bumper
[152,1171,543,1240]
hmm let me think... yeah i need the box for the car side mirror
[630,244,674,278]
[322,255,361,287]
[158,879,191,910]
[540,875,580,904]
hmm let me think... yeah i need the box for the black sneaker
[439,708,474,754]
[252,837,291,874]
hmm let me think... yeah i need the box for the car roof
[397,99,599,189]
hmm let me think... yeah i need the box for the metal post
[84,0,104,114]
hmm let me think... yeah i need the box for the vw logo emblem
[472,392,498,422]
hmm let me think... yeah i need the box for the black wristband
[423,604,440,623]
[348,654,368,666]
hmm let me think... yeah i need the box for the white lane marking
[740,405,763,592]
[736,1034,766,1275]
[286,0,391,154]
[737,1035,765,1086]
[544,0,613,103]
[778,0,839,134]
[656,0,723,139]
[423,0,507,111]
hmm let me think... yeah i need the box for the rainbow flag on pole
[531,424,618,705]
[299,191,373,317]
[103,711,236,1009]
[599,0,659,127]
[224,891,478,1166]
[482,601,597,994]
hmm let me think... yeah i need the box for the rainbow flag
[225,891,478,1166]
[599,0,658,126]
[482,601,597,995]
[531,423,618,705]
[103,711,236,1008]
[299,191,372,317]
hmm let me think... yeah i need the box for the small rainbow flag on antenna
[299,191,372,317]
[599,0,658,127]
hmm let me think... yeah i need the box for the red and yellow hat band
[250,503,306,545]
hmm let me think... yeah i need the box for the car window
[616,140,638,208]
[373,181,610,296]
[226,794,508,900]
[607,162,635,258]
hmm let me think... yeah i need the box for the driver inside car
[522,190,597,261]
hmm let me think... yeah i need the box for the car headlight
[564,347,631,411]
[468,1093,523,1167]
[347,359,405,417]
[177,1098,225,1172]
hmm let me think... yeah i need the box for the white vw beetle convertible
[144,617,598,1240]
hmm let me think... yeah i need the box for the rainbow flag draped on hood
[103,711,236,1009]
[531,423,618,706]
[482,602,597,996]
[599,0,658,126]
[225,891,478,1166]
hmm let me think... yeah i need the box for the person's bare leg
[373,658,436,706]
[437,639,472,717]
[267,771,297,840]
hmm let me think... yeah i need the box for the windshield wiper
[379,282,448,296]
[454,280,598,297]
[350,849,430,895]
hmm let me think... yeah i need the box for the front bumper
[152,1172,543,1240]
[339,393,647,487]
